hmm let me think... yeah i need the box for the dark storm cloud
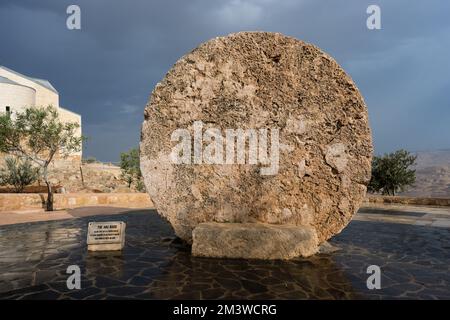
[1,0,449,161]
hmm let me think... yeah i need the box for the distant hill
[398,149,450,198]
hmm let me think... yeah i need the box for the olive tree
[0,106,84,210]
[368,149,417,196]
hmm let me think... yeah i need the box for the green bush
[0,157,40,193]
[83,157,97,164]
[135,178,146,193]
[368,149,417,196]
[120,147,142,189]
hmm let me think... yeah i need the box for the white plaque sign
[87,221,126,251]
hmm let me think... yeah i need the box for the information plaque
[87,221,126,251]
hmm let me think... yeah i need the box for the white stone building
[0,66,82,165]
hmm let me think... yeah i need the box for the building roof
[0,65,58,93]
[0,75,37,93]
[0,75,21,86]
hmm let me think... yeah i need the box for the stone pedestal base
[192,222,319,260]
[87,243,124,252]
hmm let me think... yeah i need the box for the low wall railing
[0,193,153,211]
[364,195,450,207]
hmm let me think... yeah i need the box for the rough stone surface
[192,222,319,259]
[140,31,373,245]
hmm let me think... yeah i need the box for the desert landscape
[398,149,450,198]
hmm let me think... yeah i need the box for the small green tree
[120,147,145,191]
[0,106,84,210]
[368,149,417,196]
[0,157,40,193]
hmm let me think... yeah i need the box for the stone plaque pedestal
[192,222,319,260]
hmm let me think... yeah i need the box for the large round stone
[140,32,373,244]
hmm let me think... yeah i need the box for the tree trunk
[79,166,85,188]
[43,166,54,211]
[45,180,54,211]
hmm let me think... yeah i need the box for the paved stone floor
[0,204,449,300]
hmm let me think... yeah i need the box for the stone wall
[0,193,153,211]
[1,162,132,193]
[53,106,83,163]
[364,195,450,207]
[45,162,133,193]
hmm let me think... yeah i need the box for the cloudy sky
[1,0,449,162]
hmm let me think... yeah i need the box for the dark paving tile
[0,284,49,298]
[105,286,146,297]
[65,286,103,300]
[129,276,153,287]
[94,276,127,288]
[200,288,226,299]
[20,289,61,300]
[240,279,268,294]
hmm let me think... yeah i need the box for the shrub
[120,148,142,189]
[135,178,146,193]
[0,157,40,193]
[83,157,97,164]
